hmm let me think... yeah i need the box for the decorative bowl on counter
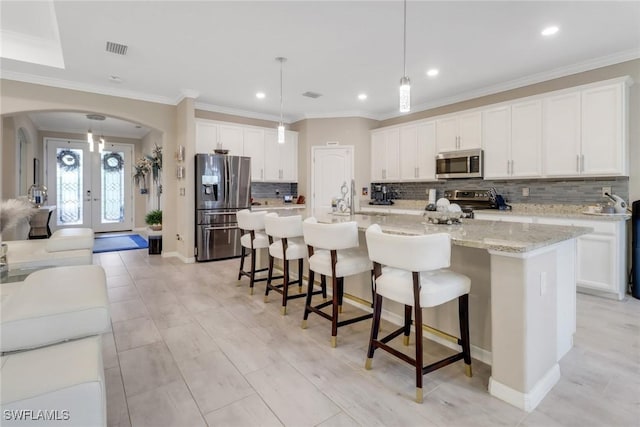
[423,210,463,225]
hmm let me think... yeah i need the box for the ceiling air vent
[106,41,128,55]
[302,91,322,99]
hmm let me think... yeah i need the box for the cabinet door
[416,121,436,180]
[482,106,511,179]
[195,121,218,154]
[458,111,482,149]
[385,128,401,180]
[543,92,581,176]
[436,116,458,152]
[263,130,281,181]
[371,131,386,181]
[280,131,298,181]
[581,83,624,175]
[243,128,265,181]
[576,234,616,293]
[218,124,244,156]
[511,100,542,178]
[399,125,418,179]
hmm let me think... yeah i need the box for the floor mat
[93,234,148,253]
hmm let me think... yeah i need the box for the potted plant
[145,209,162,231]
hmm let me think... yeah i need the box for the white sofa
[0,265,110,427]
[5,228,94,270]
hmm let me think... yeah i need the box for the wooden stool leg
[337,277,344,314]
[238,246,246,280]
[365,293,383,370]
[459,294,472,377]
[403,304,412,346]
[264,253,274,300]
[281,259,289,315]
[330,274,339,348]
[302,269,315,329]
[249,248,257,295]
[413,272,424,403]
[298,259,303,293]
[321,275,327,300]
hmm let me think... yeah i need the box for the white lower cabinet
[476,212,627,300]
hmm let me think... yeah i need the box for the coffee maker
[369,184,394,205]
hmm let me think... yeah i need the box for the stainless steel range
[443,189,494,216]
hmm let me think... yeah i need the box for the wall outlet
[179,188,185,196]
[601,186,611,197]
[275,190,280,196]
[522,187,530,197]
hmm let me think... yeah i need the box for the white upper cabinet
[195,120,218,153]
[510,99,542,178]
[399,125,418,180]
[436,111,482,152]
[264,129,298,182]
[581,83,625,176]
[370,128,400,181]
[484,100,542,179]
[543,91,581,176]
[482,106,511,179]
[243,127,265,181]
[416,122,437,180]
[218,124,244,156]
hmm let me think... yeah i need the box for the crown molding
[0,70,177,105]
[377,49,640,121]
[299,110,380,121]
[194,101,287,123]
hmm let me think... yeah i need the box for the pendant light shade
[399,0,410,113]
[276,57,287,144]
[99,135,105,153]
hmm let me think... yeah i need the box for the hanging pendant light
[87,129,94,152]
[99,135,105,153]
[399,0,411,113]
[276,56,287,144]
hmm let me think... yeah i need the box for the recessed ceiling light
[426,68,439,77]
[541,26,559,36]
[358,93,367,100]
[256,92,266,99]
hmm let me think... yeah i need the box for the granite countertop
[252,204,306,211]
[360,200,630,221]
[318,212,591,254]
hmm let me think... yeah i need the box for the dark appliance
[632,200,640,299]
[195,154,251,261]
[436,149,483,179]
[441,189,494,218]
[369,184,395,205]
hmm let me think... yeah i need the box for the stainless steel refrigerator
[195,154,251,261]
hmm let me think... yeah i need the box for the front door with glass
[45,138,134,233]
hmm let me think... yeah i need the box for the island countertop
[317,212,592,254]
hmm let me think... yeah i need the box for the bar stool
[301,217,373,347]
[264,213,321,315]
[364,224,472,403]
[237,209,272,295]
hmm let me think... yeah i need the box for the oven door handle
[203,212,236,216]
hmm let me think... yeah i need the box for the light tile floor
[96,249,640,427]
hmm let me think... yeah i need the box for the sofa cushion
[45,228,94,252]
[0,336,106,427]
[0,265,110,352]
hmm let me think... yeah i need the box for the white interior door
[46,138,133,233]
[311,146,354,215]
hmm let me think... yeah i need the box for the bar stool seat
[269,236,306,260]
[302,217,373,347]
[237,209,275,295]
[365,224,472,404]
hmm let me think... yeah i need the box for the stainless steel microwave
[436,149,483,179]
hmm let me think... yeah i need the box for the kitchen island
[314,212,591,412]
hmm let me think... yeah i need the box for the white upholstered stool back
[236,209,270,294]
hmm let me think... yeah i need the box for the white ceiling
[2,1,640,137]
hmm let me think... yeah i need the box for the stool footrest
[380,326,406,344]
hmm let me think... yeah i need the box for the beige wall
[176,98,196,259]
[195,109,279,129]
[291,117,379,207]
[379,59,640,203]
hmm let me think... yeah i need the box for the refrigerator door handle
[203,211,236,215]
[204,225,237,231]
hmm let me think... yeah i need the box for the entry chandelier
[399,0,410,113]
[86,114,106,152]
[276,56,287,144]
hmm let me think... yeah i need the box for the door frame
[44,137,135,232]
[310,145,355,213]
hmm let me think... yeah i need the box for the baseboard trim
[161,251,195,263]
[489,363,560,412]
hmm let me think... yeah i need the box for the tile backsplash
[251,182,298,199]
[372,177,630,205]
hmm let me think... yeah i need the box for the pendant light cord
[403,0,407,77]
[279,58,284,124]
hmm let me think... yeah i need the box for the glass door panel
[93,145,133,232]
